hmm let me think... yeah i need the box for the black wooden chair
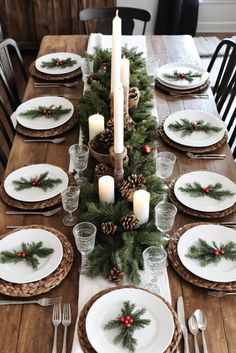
[0,96,15,169]
[79,7,151,35]
[207,38,236,159]
[0,38,28,111]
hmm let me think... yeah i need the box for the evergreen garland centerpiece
[13,171,62,191]
[0,241,54,270]
[104,301,151,353]
[76,47,165,285]
[186,238,236,267]
[178,182,235,200]
[19,105,71,120]
[163,70,202,82]
[41,57,77,68]
[168,118,222,137]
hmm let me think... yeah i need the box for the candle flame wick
[116,9,119,16]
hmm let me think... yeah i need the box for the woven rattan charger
[0,170,76,210]
[29,61,82,81]
[168,176,236,218]
[0,224,73,297]
[78,285,182,353]
[168,222,236,291]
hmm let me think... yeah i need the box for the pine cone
[106,118,114,130]
[121,214,140,230]
[108,267,124,283]
[124,114,136,136]
[99,128,114,148]
[101,221,117,235]
[94,163,113,183]
[119,174,146,202]
[129,87,140,109]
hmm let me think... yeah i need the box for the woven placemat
[0,171,76,210]
[78,285,182,353]
[168,222,236,291]
[155,79,209,95]
[0,224,74,297]
[29,61,81,81]
[16,112,79,138]
[159,120,227,153]
[168,176,236,218]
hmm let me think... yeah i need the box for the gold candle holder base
[109,146,129,184]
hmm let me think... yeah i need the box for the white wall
[117,0,236,34]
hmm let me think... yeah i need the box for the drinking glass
[69,143,89,187]
[143,245,167,294]
[155,202,177,242]
[73,222,97,275]
[146,57,160,89]
[81,57,94,88]
[61,186,80,226]
[156,151,176,197]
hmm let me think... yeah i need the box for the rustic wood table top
[0,35,235,353]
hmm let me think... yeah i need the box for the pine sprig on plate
[0,241,54,269]
[19,105,71,120]
[163,70,202,82]
[178,182,235,200]
[41,57,77,68]
[186,238,236,266]
[168,118,222,137]
[13,171,62,191]
[104,301,150,353]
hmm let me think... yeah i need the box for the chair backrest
[207,38,236,159]
[0,96,15,169]
[79,7,151,35]
[0,38,28,111]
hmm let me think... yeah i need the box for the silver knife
[177,296,190,353]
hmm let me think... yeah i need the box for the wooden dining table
[0,34,236,353]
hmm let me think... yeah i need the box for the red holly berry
[220,249,225,255]
[55,60,62,66]
[120,316,125,323]
[129,318,134,323]
[192,122,198,130]
[202,187,210,193]
[126,316,130,321]
[17,252,22,257]
[87,75,93,84]
[178,73,185,79]
[42,109,48,115]
[140,144,151,154]
[46,109,52,116]
[126,323,131,328]
[21,252,26,258]
[99,62,108,71]
[32,178,39,186]
[214,250,220,256]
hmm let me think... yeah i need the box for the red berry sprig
[55,59,62,66]
[17,251,26,258]
[178,73,185,79]
[31,178,40,187]
[192,122,198,130]
[202,186,212,194]
[214,249,225,256]
[41,108,52,116]
[119,315,134,328]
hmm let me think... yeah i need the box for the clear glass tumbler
[143,245,167,294]
[156,151,176,197]
[73,222,97,275]
[81,57,94,88]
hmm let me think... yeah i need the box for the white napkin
[71,34,165,353]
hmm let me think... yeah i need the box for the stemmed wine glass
[81,57,94,90]
[69,143,89,187]
[73,222,97,275]
[143,245,167,294]
[155,201,177,242]
[146,57,160,89]
[156,151,176,198]
[61,186,80,226]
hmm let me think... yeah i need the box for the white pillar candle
[98,175,115,204]
[88,113,105,141]
[114,83,124,154]
[111,10,122,94]
[133,190,150,225]
[121,56,130,88]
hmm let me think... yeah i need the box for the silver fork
[207,290,236,297]
[62,303,71,353]
[34,81,79,88]
[52,303,61,353]
[5,207,61,217]
[0,297,62,306]
[24,137,66,144]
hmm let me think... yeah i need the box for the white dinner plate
[156,63,209,90]
[174,171,236,212]
[85,288,174,353]
[16,96,74,130]
[0,228,63,283]
[4,164,68,202]
[163,110,226,147]
[177,224,236,282]
[35,52,82,75]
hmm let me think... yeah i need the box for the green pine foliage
[41,57,77,68]
[179,182,235,200]
[19,105,71,120]
[168,118,222,137]
[76,46,166,284]
[163,70,202,82]
[13,171,62,191]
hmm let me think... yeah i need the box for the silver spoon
[194,309,208,353]
[188,315,200,353]
[24,137,66,144]
[186,152,226,160]
[34,80,79,88]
